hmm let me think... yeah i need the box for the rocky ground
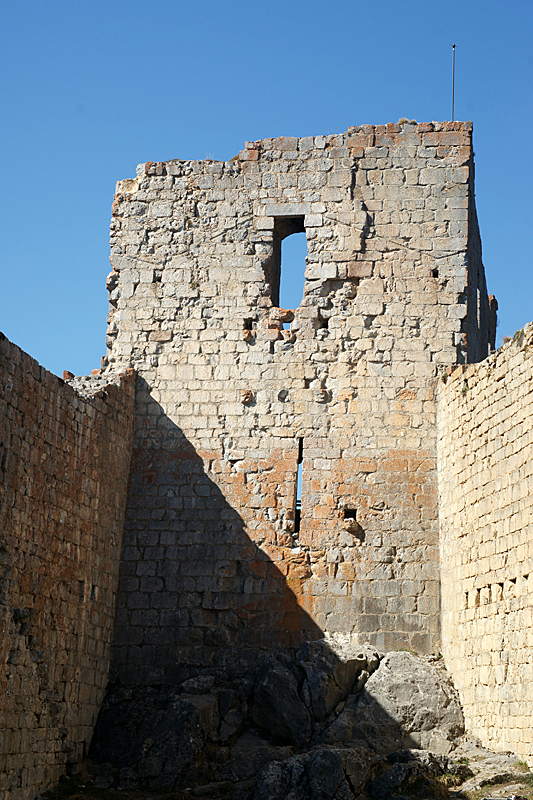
[39,646,533,800]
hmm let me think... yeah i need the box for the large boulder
[297,641,381,721]
[220,730,294,783]
[251,643,382,747]
[252,655,312,746]
[321,652,464,755]
[368,749,456,799]
[253,746,374,800]
[252,746,463,800]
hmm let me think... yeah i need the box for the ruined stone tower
[104,120,494,686]
[13,121,533,800]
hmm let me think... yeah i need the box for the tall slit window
[294,438,303,535]
[266,216,307,309]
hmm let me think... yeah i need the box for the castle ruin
[1,120,532,800]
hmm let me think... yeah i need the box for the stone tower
[104,121,494,686]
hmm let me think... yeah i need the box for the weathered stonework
[0,335,135,799]
[102,121,492,685]
[11,120,533,800]
[438,323,533,763]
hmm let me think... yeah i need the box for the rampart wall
[438,323,533,763]
[0,334,135,800]
[103,121,491,686]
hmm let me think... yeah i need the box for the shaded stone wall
[0,334,135,800]
[438,323,533,763]
[104,120,491,686]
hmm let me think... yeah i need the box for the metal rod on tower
[451,44,456,122]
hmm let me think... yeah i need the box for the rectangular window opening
[265,216,306,308]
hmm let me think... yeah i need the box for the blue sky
[1,0,531,377]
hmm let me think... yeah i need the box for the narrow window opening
[343,509,357,520]
[280,231,307,310]
[266,216,306,309]
[431,268,439,278]
[294,438,304,535]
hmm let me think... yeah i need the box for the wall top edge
[438,320,533,392]
[116,121,473,186]
[0,329,135,406]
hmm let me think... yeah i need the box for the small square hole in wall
[431,269,439,278]
[342,508,364,543]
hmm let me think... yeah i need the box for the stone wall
[438,323,533,762]
[103,121,492,686]
[0,334,135,800]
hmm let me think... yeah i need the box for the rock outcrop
[320,651,464,755]
[88,647,468,799]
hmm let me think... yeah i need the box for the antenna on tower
[451,44,456,122]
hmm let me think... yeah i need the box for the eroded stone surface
[104,121,492,687]
[320,652,464,754]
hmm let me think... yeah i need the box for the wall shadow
[88,378,461,790]
[109,377,323,688]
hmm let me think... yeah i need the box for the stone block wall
[104,120,492,685]
[0,334,135,800]
[437,323,533,762]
